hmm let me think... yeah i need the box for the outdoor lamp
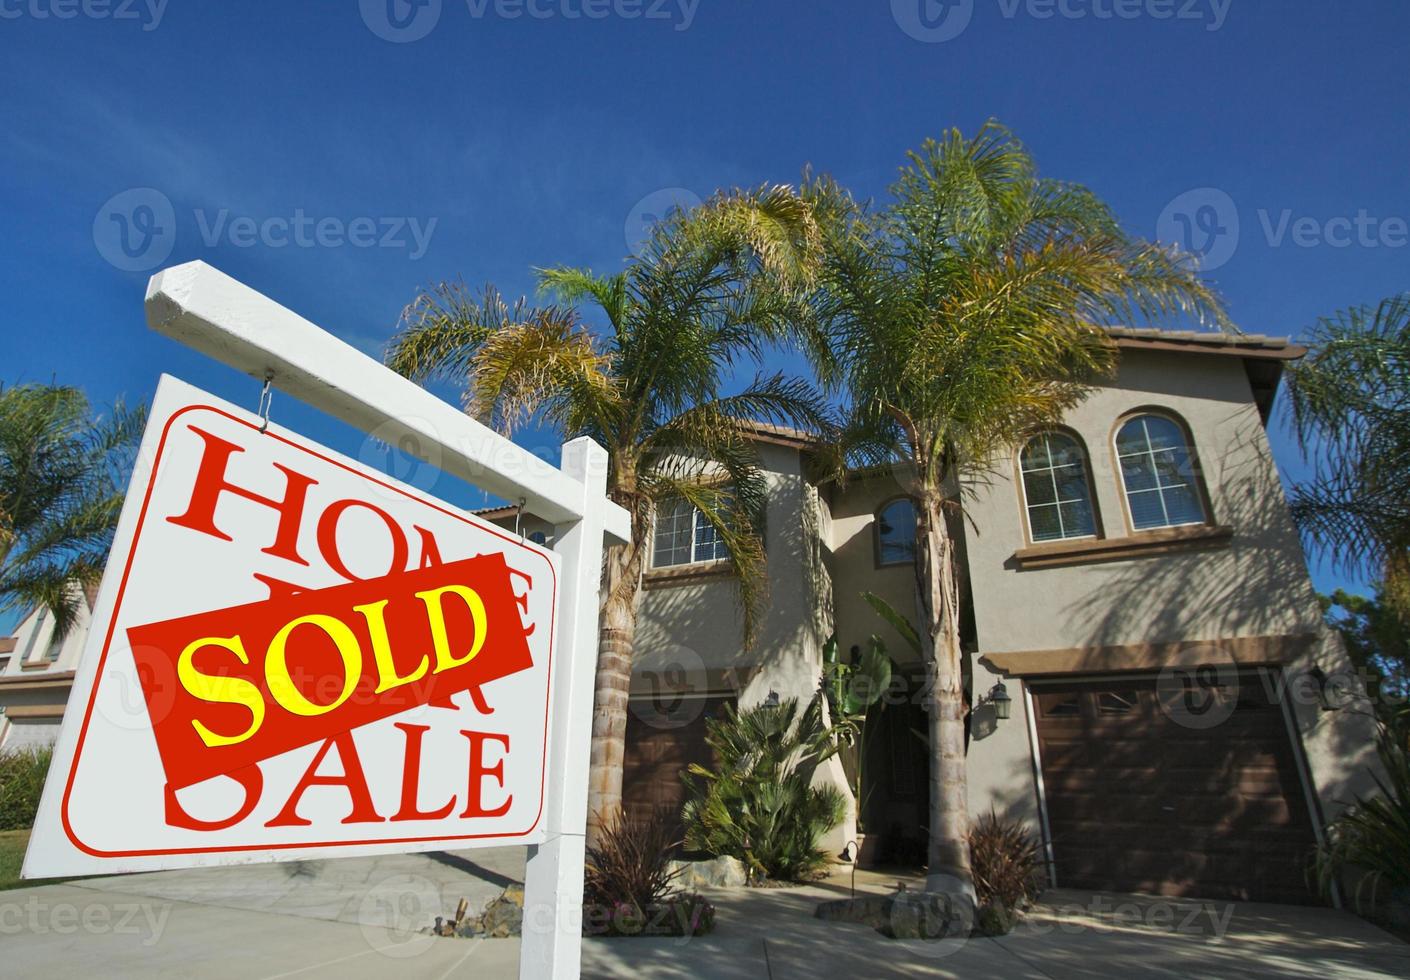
[763,690,780,708]
[988,682,1012,721]
[1307,666,1337,712]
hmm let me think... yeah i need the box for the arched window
[1115,413,1207,530]
[1019,431,1098,542]
[875,497,917,566]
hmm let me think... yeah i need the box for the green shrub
[0,745,54,830]
[968,810,1044,913]
[1314,723,1410,912]
[682,695,846,883]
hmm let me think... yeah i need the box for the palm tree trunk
[916,484,976,902]
[585,523,646,847]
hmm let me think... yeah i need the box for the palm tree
[0,383,144,635]
[1287,295,1410,621]
[800,123,1231,899]
[385,186,829,843]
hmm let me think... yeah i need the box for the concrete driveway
[2,851,1406,978]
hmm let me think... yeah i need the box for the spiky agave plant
[682,695,845,882]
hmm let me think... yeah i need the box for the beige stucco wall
[961,347,1377,830]
[631,443,855,853]
[824,471,922,668]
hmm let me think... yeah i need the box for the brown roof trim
[731,419,824,451]
[1106,327,1306,361]
[980,633,1319,678]
[0,638,14,654]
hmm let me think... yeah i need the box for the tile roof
[1105,327,1306,359]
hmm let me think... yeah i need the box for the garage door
[1032,674,1321,904]
[622,694,734,840]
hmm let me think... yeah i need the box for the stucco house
[0,586,96,752]
[1,325,1376,906]
[489,327,1376,906]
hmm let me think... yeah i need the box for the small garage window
[1038,692,1081,717]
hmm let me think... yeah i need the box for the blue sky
[2,0,1407,609]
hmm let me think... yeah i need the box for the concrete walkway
[2,852,1406,978]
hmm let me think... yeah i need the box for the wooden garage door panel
[622,694,735,839]
[1034,676,1320,905]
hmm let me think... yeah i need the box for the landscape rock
[667,856,747,889]
[814,889,969,940]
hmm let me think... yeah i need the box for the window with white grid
[652,498,730,568]
[1115,414,1207,531]
[1020,431,1098,542]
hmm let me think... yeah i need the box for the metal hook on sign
[257,371,275,433]
[515,497,527,541]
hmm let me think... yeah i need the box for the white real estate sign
[25,262,629,979]
[27,374,559,873]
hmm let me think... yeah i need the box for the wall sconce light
[981,682,1012,722]
[1307,666,1337,712]
[763,690,780,709]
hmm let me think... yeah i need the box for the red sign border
[61,402,558,858]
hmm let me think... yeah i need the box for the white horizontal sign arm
[145,261,631,544]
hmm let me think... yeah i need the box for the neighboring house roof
[0,638,14,655]
[472,504,521,521]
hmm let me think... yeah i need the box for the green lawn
[0,829,32,890]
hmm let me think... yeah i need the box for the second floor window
[653,498,729,568]
[876,497,917,566]
[1116,413,1207,530]
[1020,431,1098,542]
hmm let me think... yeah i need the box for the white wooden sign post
[23,261,628,980]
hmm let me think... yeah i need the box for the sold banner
[25,375,558,875]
